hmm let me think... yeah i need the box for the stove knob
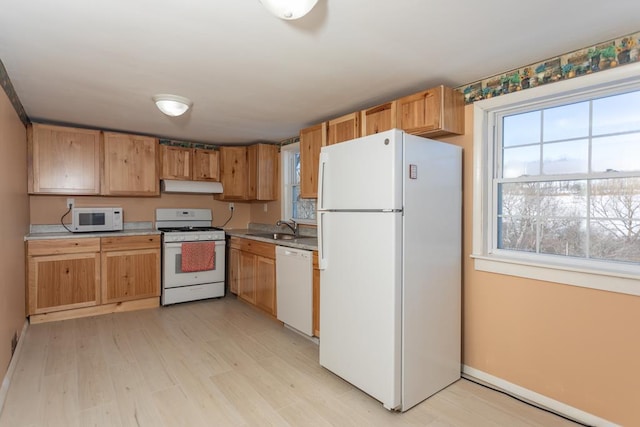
[178,236,185,241]
[205,234,213,240]
[193,235,200,240]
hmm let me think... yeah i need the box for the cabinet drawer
[230,237,275,259]
[27,238,100,256]
[101,235,160,251]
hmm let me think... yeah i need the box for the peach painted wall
[0,90,29,375]
[249,200,281,225]
[29,194,251,230]
[439,104,640,426]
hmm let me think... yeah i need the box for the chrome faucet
[276,219,298,236]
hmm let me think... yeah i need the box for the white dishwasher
[276,246,313,336]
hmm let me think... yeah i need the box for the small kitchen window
[281,142,316,224]
[472,61,640,296]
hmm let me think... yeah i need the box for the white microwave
[71,207,123,233]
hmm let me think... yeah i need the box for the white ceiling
[1,1,639,145]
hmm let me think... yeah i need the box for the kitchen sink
[247,232,297,240]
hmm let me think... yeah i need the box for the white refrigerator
[317,129,462,411]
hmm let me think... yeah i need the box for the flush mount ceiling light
[152,94,193,117]
[258,0,318,20]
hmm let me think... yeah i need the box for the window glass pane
[294,152,301,184]
[498,182,538,251]
[542,139,589,175]
[503,111,541,147]
[590,178,640,220]
[502,145,540,178]
[590,219,640,262]
[592,90,640,135]
[539,219,586,257]
[543,101,589,141]
[592,133,640,172]
[497,216,537,252]
[538,180,587,218]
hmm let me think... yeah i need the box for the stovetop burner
[158,226,223,232]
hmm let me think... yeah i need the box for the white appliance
[317,129,462,412]
[155,208,226,305]
[276,246,313,336]
[71,207,123,232]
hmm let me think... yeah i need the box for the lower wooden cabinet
[26,234,161,322]
[101,235,161,303]
[228,237,277,317]
[26,238,101,315]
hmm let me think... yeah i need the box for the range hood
[161,180,224,194]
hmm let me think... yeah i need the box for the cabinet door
[193,149,220,181]
[101,235,161,303]
[248,144,278,201]
[103,132,159,196]
[101,248,160,303]
[299,122,326,199]
[27,252,100,315]
[327,112,360,145]
[361,101,397,137]
[238,251,256,304]
[160,145,191,180]
[28,123,101,195]
[229,246,240,295]
[254,255,276,316]
[218,146,248,200]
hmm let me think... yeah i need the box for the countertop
[225,229,318,251]
[25,222,160,241]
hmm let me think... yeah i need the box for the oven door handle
[164,241,220,249]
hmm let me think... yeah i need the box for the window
[280,142,316,223]
[473,62,640,296]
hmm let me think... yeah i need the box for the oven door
[163,240,226,288]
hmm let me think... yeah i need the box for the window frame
[280,142,316,225]
[472,61,640,297]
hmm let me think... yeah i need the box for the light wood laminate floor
[0,296,580,427]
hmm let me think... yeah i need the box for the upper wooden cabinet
[160,145,191,180]
[218,146,248,200]
[27,123,101,195]
[396,85,464,137]
[218,144,278,201]
[102,132,159,196]
[193,149,220,181]
[327,112,360,145]
[160,145,220,182]
[299,122,326,199]
[247,144,278,201]
[361,101,397,137]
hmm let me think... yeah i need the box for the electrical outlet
[228,203,234,211]
[66,198,75,209]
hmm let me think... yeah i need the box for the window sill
[471,253,640,297]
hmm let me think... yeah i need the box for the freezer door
[318,129,403,211]
[318,211,402,410]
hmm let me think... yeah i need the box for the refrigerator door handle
[318,152,328,210]
[318,212,327,270]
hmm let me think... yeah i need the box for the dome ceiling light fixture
[152,94,193,117]
[258,0,319,20]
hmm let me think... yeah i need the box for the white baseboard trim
[462,365,618,427]
[0,320,29,416]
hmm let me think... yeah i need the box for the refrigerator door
[318,129,403,211]
[318,210,402,410]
